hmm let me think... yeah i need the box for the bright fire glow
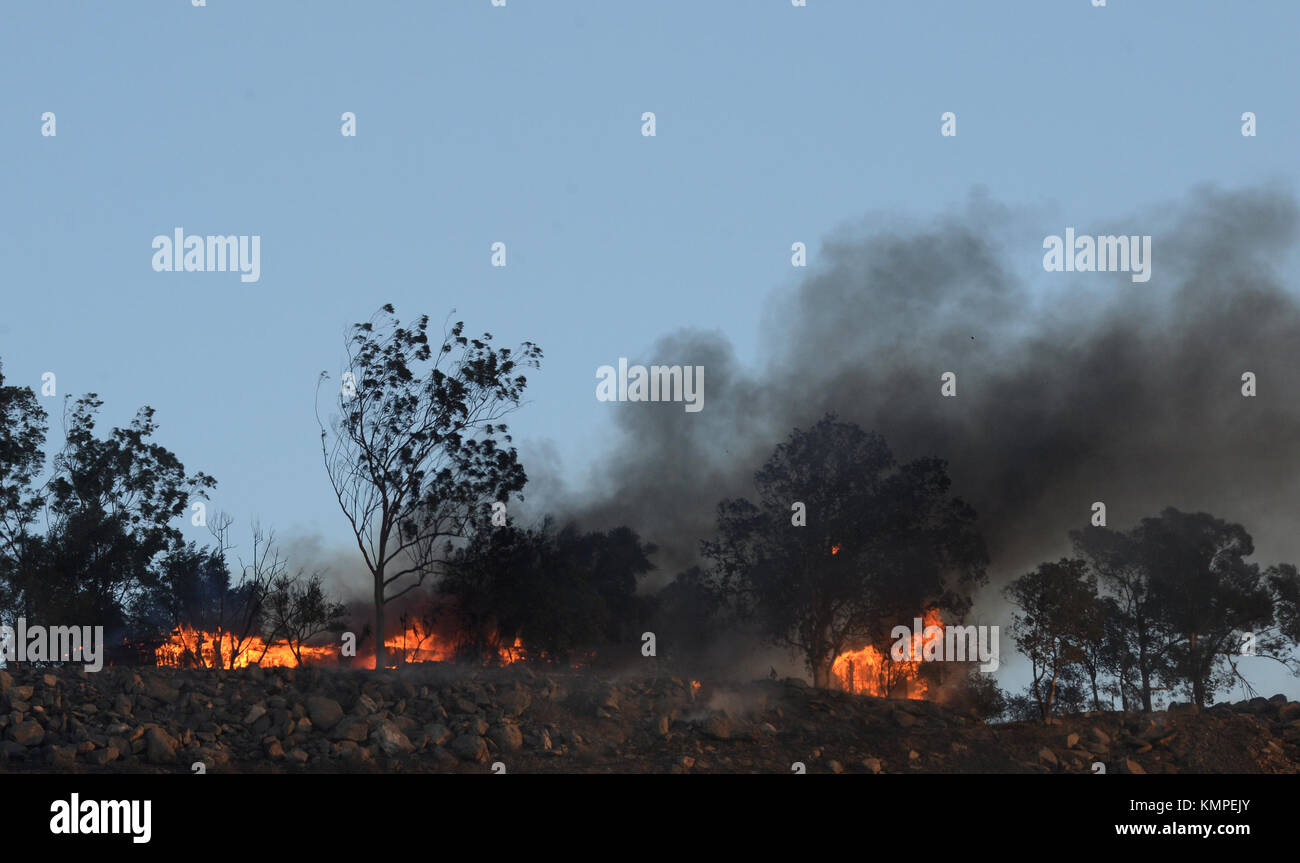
[154,624,338,669]
[831,609,943,699]
[153,624,525,669]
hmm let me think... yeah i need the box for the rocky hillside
[1,665,1297,773]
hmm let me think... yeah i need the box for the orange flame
[153,624,338,669]
[830,609,943,699]
[831,544,841,555]
[153,624,525,669]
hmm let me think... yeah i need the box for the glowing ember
[831,544,841,555]
[831,609,943,699]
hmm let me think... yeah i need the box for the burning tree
[442,516,656,664]
[149,515,291,668]
[264,570,348,666]
[702,414,987,689]
[317,304,541,669]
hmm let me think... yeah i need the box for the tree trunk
[1137,624,1153,711]
[1189,632,1203,707]
[810,654,833,689]
[373,573,386,669]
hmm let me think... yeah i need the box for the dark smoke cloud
[564,185,1300,605]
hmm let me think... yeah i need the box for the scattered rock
[0,665,1292,774]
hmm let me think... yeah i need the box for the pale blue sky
[2,1,1297,696]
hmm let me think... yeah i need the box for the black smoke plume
[559,185,1300,607]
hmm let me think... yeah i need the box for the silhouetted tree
[265,570,348,666]
[1004,558,1098,718]
[137,541,231,635]
[7,395,213,631]
[938,665,1008,721]
[0,361,47,616]
[317,304,541,668]
[647,566,732,673]
[1075,594,1124,711]
[1139,509,1279,706]
[443,515,655,664]
[1075,509,1298,709]
[702,415,988,688]
[206,516,290,668]
[1071,524,1171,711]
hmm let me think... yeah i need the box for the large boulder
[327,717,368,742]
[702,714,732,740]
[371,720,416,757]
[146,678,181,705]
[487,723,523,753]
[145,727,178,764]
[423,723,453,746]
[10,720,44,747]
[497,688,532,718]
[306,696,344,730]
[46,745,77,768]
[86,744,119,766]
[450,734,489,763]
